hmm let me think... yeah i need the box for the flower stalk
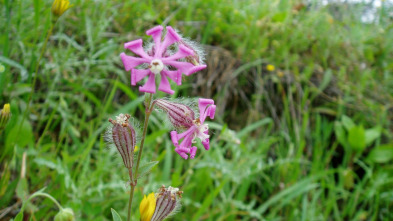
[127,93,153,221]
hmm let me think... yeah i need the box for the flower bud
[51,0,72,18]
[108,114,137,169]
[154,99,195,130]
[0,103,11,130]
[54,208,75,221]
[140,185,183,221]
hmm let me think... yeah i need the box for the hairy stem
[126,93,153,221]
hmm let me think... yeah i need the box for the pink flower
[169,98,216,159]
[120,26,206,94]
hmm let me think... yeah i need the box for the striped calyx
[150,185,183,221]
[109,114,136,169]
[154,99,195,130]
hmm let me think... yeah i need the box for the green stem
[126,93,153,221]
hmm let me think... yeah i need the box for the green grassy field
[1,0,393,220]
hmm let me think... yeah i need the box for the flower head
[120,26,206,94]
[51,0,72,17]
[266,64,275,72]
[140,185,183,221]
[169,98,216,159]
[107,114,137,169]
[140,193,156,221]
[0,103,11,130]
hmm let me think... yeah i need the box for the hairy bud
[150,185,182,221]
[108,114,136,169]
[154,99,195,130]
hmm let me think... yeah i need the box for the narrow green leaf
[111,208,123,221]
[137,161,159,179]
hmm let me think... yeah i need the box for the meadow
[1,0,393,220]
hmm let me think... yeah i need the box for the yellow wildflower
[0,103,11,130]
[135,145,139,152]
[139,193,156,221]
[51,0,72,17]
[266,64,275,72]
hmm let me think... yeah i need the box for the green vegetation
[1,0,393,220]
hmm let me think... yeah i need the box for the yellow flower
[1,104,10,115]
[266,64,275,72]
[139,193,156,221]
[51,0,72,17]
[135,145,139,152]
[0,103,11,130]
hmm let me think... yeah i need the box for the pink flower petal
[159,26,181,55]
[162,45,194,61]
[158,75,174,94]
[139,73,156,93]
[120,53,149,71]
[162,70,181,85]
[202,137,210,150]
[131,69,150,86]
[146,26,164,57]
[198,99,216,123]
[190,146,197,159]
[124,39,151,59]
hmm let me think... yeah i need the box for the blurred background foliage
[1,0,393,220]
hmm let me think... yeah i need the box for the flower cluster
[120,26,206,94]
[116,25,218,220]
[140,185,182,221]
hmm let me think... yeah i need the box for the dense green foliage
[1,0,393,220]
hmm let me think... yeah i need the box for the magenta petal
[198,99,216,123]
[158,75,174,94]
[175,147,189,159]
[162,70,181,85]
[146,26,163,57]
[177,126,197,140]
[124,39,150,59]
[120,53,149,71]
[139,73,156,93]
[202,138,210,150]
[160,26,181,53]
[184,65,207,76]
[162,45,194,61]
[131,69,150,85]
[170,131,179,146]
[190,146,197,159]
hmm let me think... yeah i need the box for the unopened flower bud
[0,103,11,130]
[108,114,137,169]
[140,185,182,221]
[51,0,72,18]
[154,99,195,130]
[54,208,75,221]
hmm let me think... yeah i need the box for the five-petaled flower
[169,98,216,159]
[120,26,206,94]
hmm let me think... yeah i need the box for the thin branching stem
[127,93,153,221]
